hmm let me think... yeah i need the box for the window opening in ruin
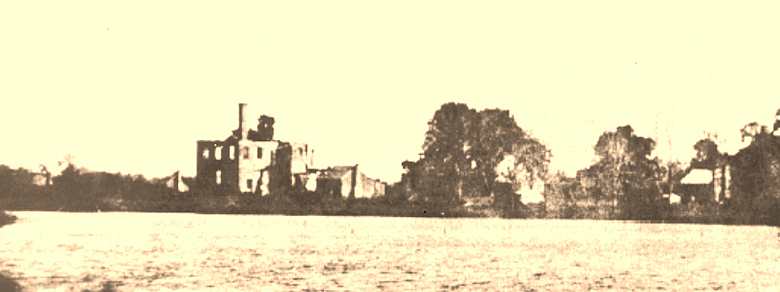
[247,179,253,190]
[229,146,235,160]
[298,147,304,156]
[257,147,263,159]
[242,147,249,159]
[202,148,210,159]
[216,170,222,184]
[215,146,222,160]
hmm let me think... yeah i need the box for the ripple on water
[0,212,779,291]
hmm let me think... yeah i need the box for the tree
[543,170,581,218]
[470,109,549,199]
[729,121,780,225]
[587,125,661,219]
[691,138,721,169]
[658,160,687,194]
[0,165,37,200]
[414,102,550,208]
[422,103,477,201]
[740,122,773,144]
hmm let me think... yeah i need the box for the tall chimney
[239,103,249,140]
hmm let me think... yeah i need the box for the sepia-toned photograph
[2,1,780,291]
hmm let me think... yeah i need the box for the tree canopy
[690,138,722,169]
[583,125,661,219]
[407,102,550,206]
[729,121,780,224]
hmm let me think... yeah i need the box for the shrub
[0,273,22,292]
[0,210,16,228]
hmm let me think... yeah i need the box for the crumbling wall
[316,177,342,199]
[376,182,386,197]
[257,115,275,141]
[289,142,312,174]
[196,140,239,190]
[271,143,293,193]
[343,169,355,198]
[237,140,279,193]
[294,172,318,192]
[360,174,374,198]
[312,166,354,199]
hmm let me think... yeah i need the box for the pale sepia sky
[2,1,779,182]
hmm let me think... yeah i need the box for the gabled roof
[681,168,713,184]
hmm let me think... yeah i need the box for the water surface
[1,211,779,291]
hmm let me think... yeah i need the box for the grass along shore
[0,210,16,228]
[0,210,20,292]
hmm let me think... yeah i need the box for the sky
[2,1,780,182]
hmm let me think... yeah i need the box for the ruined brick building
[197,104,314,194]
[315,165,386,199]
[196,103,385,198]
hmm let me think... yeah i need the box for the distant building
[316,165,386,199]
[196,103,384,197]
[197,103,314,194]
[676,110,780,204]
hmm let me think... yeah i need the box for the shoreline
[4,209,779,228]
[0,210,20,292]
[0,210,16,228]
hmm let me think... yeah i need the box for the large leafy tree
[690,138,722,169]
[0,165,37,200]
[586,125,660,219]
[415,102,550,204]
[421,103,478,201]
[729,122,780,225]
[470,109,549,196]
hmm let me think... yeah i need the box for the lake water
[1,211,779,291]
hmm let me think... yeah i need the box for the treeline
[541,119,780,226]
[397,103,676,220]
[3,103,780,225]
[397,103,661,219]
[0,162,489,217]
[0,102,551,218]
[0,163,181,212]
[727,123,780,226]
[399,103,780,225]
[540,125,665,220]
